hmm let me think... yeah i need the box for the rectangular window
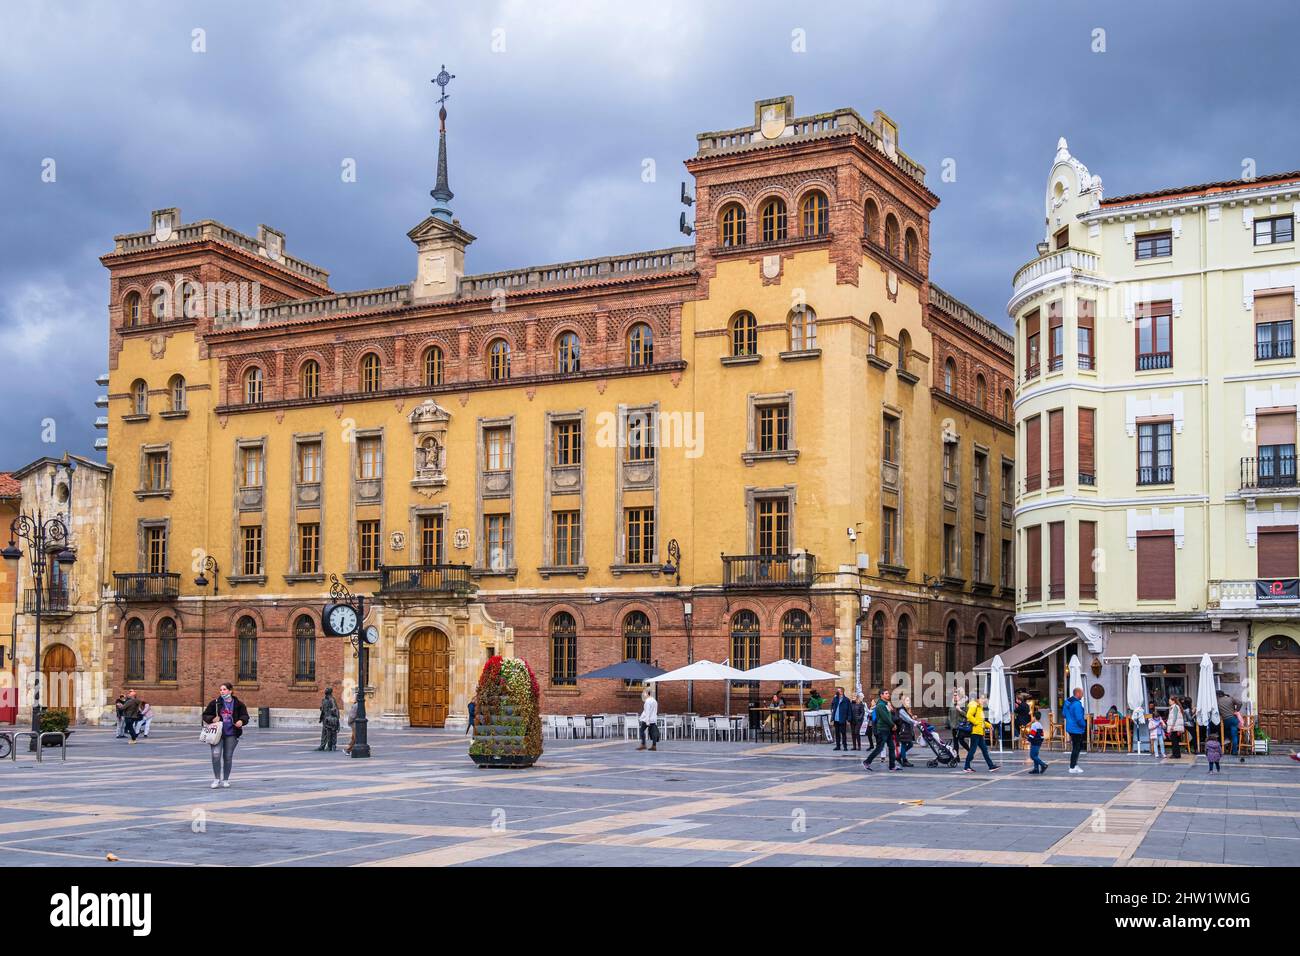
[1077,299,1095,370]
[1079,520,1097,599]
[1255,409,1297,487]
[1135,301,1173,370]
[298,523,320,574]
[1135,530,1176,601]
[241,445,264,487]
[1254,215,1294,246]
[241,526,263,576]
[973,531,987,582]
[146,526,167,574]
[625,412,656,462]
[882,415,900,464]
[1255,291,1295,361]
[1054,226,1069,250]
[146,450,170,491]
[553,421,582,466]
[419,513,444,565]
[357,437,383,479]
[881,506,898,565]
[297,442,321,483]
[553,511,581,566]
[1001,461,1014,505]
[1257,526,1299,579]
[1047,408,1064,487]
[484,428,512,472]
[1048,300,1064,372]
[1137,420,1174,485]
[1025,525,1042,602]
[485,514,511,571]
[755,498,789,555]
[757,403,790,453]
[942,523,958,576]
[1000,539,1012,589]
[1024,309,1040,380]
[159,633,177,682]
[1048,521,1065,600]
[1078,408,1096,485]
[357,520,380,572]
[1025,414,1041,492]
[942,441,954,484]
[1135,230,1172,260]
[624,507,656,564]
[973,450,988,495]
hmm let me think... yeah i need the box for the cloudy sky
[2,0,1297,468]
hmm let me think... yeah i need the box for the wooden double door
[42,644,77,723]
[1258,635,1300,742]
[407,628,449,728]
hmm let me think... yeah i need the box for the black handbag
[648,722,661,743]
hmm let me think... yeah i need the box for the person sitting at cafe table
[762,692,786,731]
[806,688,826,710]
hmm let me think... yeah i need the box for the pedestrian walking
[201,682,248,788]
[465,696,476,736]
[344,698,358,754]
[948,689,968,755]
[1148,711,1166,759]
[120,689,142,743]
[1064,686,1087,774]
[114,692,127,738]
[864,692,877,750]
[1013,692,1031,736]
[636,689,659,751]
[829,686,853,751]
[1205,736,1223,774]
[895,695,919,767]
[317,687,340,751]
[1166,695,1185,759]
[862,689,897,771]
[849,693,866,751]
[137,699,153,738]
[1026,714,1048,773]
[962,695,999,773]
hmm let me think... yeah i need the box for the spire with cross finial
[430,65,455,220]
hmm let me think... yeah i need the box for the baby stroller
[919,720,961,767]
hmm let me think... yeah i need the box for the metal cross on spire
[430,64,455,217]
[433,65,455,107]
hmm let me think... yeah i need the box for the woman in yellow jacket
[963,695,1000,773]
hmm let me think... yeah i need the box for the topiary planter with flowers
[468,655,543,768]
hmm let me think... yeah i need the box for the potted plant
[469,655,543,768]
[40,708,72,747]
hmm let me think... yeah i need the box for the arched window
[168,374,186,412]
[1004,624,1016,650]
[150,286,169,323]
[944,619,958,674]
[897,330,911,372]
[158,617,177,682]
[800,190,829,237]
[884,214,900,258]
[126,618,145,682]
[237,615,258,681]
[864,198,880,243]
[975,374,987,409]
[556,332,581,374]
[868,313,882,357]
[131,379,148,416]
[781,609,812,667]
[1003,390,1013,422]
[300,359,320,399]
[904,227,919,268]
[243,367,263,404]
[360,353,381,393]
[788,306,817,351]
[975,622,988,668]
[730,610,761,688]
[488,339,510,380]
[627,323,653,367]
[760,197,787,243]
[182,281,203,319]
[124,291,142,327]
[622,611,651,688]
[870,611,886,691]
[944,358,956,394]
[423,346,444,387]
[896,615,910,679]
[730,311,758,357]
[294,614,316,683]
[549,612,577,686]
[719,203,747,248]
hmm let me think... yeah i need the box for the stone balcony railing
[457,247,695,296]
[1011,247,1102,300]
[1209,578,1300,610]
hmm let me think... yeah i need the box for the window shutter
[1049,521,1065,598]
[1255,292,1295,325]
[1078,521,1096,596]
[1136,531,1176,601]
[1026,525,1042,597]
[1078,408,1095,478]
[1257,526,1299,578]
[1026,415,1041,491]
[1048,408,1064,485]
[1256,409,1297,446]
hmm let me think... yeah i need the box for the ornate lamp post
[322,574,375,758]
[194,556,219,707]
[3,511,77,747]
[661,538,695,711]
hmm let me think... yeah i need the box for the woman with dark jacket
[201,682,249,789]
[895,695,919,767]
[850,694,866,751]
[948,691,969,754]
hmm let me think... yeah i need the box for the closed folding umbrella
[1194,653,1220,728]
[986,655,1011,751]
[1067,654,1084,696]
[1126,655,1147,753]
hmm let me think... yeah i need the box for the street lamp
[194,557,219,708]
[194,555,220,594]
[322,574,373,758]
[3,510,76,748]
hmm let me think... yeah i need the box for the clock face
[327,604,358,636]
[363,626,380,646]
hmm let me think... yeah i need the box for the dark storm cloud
[1,0,1296,467]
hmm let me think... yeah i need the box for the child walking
[1148,712,1166,759]
[1027,716,1049,774]
[1205,736,1223,773]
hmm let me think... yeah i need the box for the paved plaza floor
[3,726,1299,867]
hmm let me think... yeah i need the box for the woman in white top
[637,689,659,751]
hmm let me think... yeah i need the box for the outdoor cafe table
[752,706,806,741]
[803,709,833,743]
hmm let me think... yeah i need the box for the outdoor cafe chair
[692,715,712,740]
[711,715,737,741]
[624,714,640,740]
[589,714,607,739]
[568,715,586,740]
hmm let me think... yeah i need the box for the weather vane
[433,65,455,107]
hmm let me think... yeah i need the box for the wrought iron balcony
[1241,455,1298,492]
[113,572,180,602]
[378,564,474,596]
[722,553,816,589]
[23,589,70,615]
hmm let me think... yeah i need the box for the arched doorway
[42,644,77,724]
[408,628,449,728]
[1258,635,1300,742]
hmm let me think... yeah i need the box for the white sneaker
[210,780,220,789]
[221,780,231,788]
[1068,767,1083,774]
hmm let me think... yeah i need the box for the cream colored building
[1009,140,1300,742]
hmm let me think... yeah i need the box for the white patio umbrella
[1194,652,1220,728]
[1126,654,1146,753]
[739,658,838,708]
[986,655,1012,751]
[646,660,748,715]
[1067,653,1086,751]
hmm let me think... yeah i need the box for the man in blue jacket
[1064,687,1088,774]
[829,687,853,751]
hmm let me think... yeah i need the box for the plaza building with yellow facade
[1009,138,1300,741]
[99,93,1015,728]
